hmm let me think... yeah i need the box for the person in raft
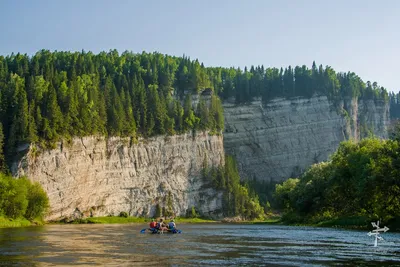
[168,219,176,231]
[149,219,157,229]
[157,218,168,232]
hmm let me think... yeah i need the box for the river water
[0,223,400,266]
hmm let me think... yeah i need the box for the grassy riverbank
[4,213,398,232]
[0,216,45,228]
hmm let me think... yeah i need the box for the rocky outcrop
[13,132,224,221]
[358,99,389,139]
[223,95,389,182]
[12,93,389,220]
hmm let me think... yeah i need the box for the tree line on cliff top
[0,50,389,169]
[0,50,393,222]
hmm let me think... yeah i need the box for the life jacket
[168,222,175,229]
[149,221,157,228]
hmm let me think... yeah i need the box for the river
[0,223,399,266]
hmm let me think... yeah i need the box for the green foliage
[388,119,400,142]
[0,50,388,169]
[0,216,32,228]
[247,178,278,212]
[0,123,6,173]
[275,138,400,225]
[0,50,225,168]
[390,93,400,119]
[213,63,387,105]
[25,182,49,220]
[1,177,29,219]
[204,155,265,220]
[163,191,173,217]
[155,203,161,218]
[189,206,199,218]
[0,173,48,220]
[119,211,128,218]
[274,178,300,211]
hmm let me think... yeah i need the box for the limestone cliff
[223,95,389,182]
[13,132,224,221]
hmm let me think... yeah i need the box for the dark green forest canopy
[274,138,400,225]
[389,92,400,119]
[0,50,226,166]
[0,50,390,166]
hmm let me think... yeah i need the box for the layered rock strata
[223,95,389,182]
[14,132,224,221]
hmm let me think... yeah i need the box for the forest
[389,91,400,119]
[0,50,390,171]
[0,49,396,223]
[274,137,400,229]
[202,155,264,220]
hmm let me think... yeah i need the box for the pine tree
[0,123,6,172]
[46,85,64,139]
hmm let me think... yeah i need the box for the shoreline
[1,215,398,232]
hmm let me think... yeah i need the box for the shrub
[155,204,161,218]
[25,182,49,220]
[190,206,199,218]
[2,177,29,219]
[0,173,49,221]
[119,211,128,218]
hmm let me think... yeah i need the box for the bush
[25,182,49,220]
[155,204,161,218]
[191,206,198,218]
[0,173,49,221]
[1,176,29,219]
[119,211,128,218]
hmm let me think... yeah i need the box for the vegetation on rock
[203,155,265,220]
[0,172,49,226]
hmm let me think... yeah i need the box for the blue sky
[1,0,399,92]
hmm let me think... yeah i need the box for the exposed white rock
[223,95,389,182]
[13,132,224,221]
[12,94,389,221]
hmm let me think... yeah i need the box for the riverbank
[3,214,398,232]
[61,216,218,224]
[0,215,249,228]
[0,216,45,228]
[279,216,400,232]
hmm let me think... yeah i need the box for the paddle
[140,228,147,233]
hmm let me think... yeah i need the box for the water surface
[1,224,400,266]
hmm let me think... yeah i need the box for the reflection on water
[0,224,400,266]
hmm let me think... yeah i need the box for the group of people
[149,218,176,233]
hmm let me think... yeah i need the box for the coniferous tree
[0,123,6,172]
[0,49,390,166]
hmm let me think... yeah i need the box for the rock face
[223,95,389,182]
[12,94,389,220]
[13,132,224,221]
[358,99,389,139]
